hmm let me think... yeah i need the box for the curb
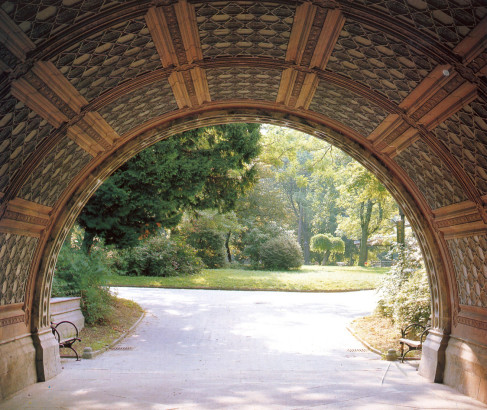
[346,324,421,361]
[84,311,146,359]
[346,325,382,356]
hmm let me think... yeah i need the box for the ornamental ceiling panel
[18,137,92,207]
[433,99,487,196]
[0,42,18,75]
[0,233,38,305]
[394,139,468,209]
[50,17,161,101]
[206,67,282,101]
[355,0,487,49]
[0,93,54,193]
[195,1,295,60]
[327,20,436,104]
[99,79,178,136]
[447,235,487,307]
[0,0,125,45]
[309,79,390,136]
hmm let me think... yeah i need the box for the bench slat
[399,338,421,348]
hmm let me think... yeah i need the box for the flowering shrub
[376,240,431,327]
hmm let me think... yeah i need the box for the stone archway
[0,1,485,403]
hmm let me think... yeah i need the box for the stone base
[50,297,84,339]
[32,328,61,382]
[0,334,37,400]
[444,337,487,404]
[418,329,449,382]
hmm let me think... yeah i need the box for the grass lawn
[105,265,389,292]
[67,297,143,355]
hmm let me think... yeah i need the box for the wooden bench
[399,323,429,362]
[51,321,82,361]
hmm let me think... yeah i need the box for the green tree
[79,124,261,251]
[310,233,345,265]
[336,162,395,266]
[310,234,332,265]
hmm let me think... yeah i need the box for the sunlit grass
[105,265,389,292]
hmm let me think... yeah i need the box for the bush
[118,235,203,277]
[186,229,227,268]
[53,244,112,325]
[239,223,287,267]
[260,234,303,270]
[376,241,431,328]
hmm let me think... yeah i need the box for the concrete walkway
[3,288,486,409]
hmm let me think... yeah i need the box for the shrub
[119,235,203,276]
[376,241,431,327]
[239,223,287,267]
[260,234,303,270]
[186,229,227,268]
[53,244,112,325]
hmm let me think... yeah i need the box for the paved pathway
[3,288,486,409]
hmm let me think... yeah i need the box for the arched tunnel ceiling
[0,0,486,329]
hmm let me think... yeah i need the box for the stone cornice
[0,197,51,237]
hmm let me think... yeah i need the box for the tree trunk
[322,250,330,265]
[397,208,405,245]
[225,231,232,263]
[358,200,373,266]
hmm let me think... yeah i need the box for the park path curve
[3,288,486,409]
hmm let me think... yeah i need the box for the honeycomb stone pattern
[0,0,125,45]
[433,99,487,195]
[309,79,390,136]
[99,79,178,135]
[19,136,92,207]
[0,233,38,305]
[327,21,436,104]
[0,93,54,192]
[394,139,468,209]
[355,0,487,49]
[447,235,487,307]
[195,2,295,60]
[206,67,282,101]
[51,18,161,101]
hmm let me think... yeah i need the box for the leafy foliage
[116,235,203,277]
[52,237,112,325]
[186,229,227,268]
[79,124,261,250]
[239,223,288,267]
[376,241,431,327]
[261,234,304,270]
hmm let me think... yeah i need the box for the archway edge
[31,106,452,338]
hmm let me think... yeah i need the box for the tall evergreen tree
[79,124,261,251]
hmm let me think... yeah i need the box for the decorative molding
[67,112,120,157]
[145,7,178,68]
[146,3,208,109]
[0,9,35,63]
[0,197,51,237]
[310,9,345,70]
[277,69,318,110]
[190,67,210,106]
[0,314,25,327]
[433,200,487,239]
[286,2,317,65]
[173,0,203,64]
[418,81,478,131]
[368,114,419,156]
[453,16,487,65]
[11,61,88,128]
[168,70,192,109]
